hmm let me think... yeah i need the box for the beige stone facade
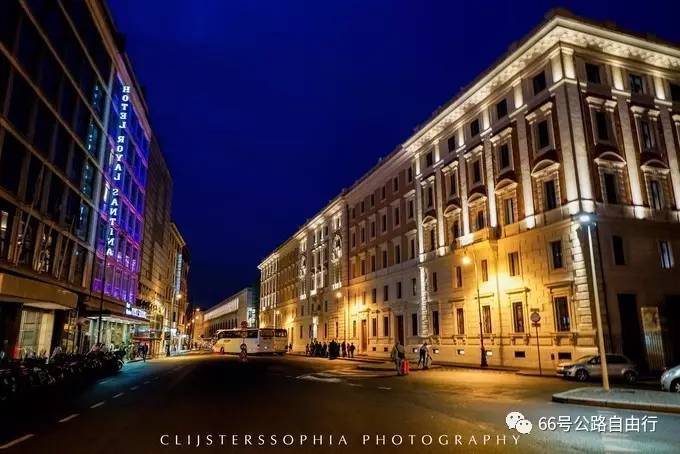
[259,11,680,371]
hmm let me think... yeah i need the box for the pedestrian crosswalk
[296,367,394,383]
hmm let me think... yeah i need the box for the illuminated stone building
[203,287,257,338]
[260,10,680,371]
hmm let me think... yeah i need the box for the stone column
[616,96,645,215]
[482,136,497,227]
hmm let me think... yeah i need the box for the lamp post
[463,250,487,368]
[577,213,609,391]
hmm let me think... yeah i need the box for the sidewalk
[552,387,680,414]
[287,352,385,364]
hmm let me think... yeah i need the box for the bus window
[259,329,274,338]
[275,329,287,338]
[247,329,259,338]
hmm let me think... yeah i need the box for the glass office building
[0,1,151,357]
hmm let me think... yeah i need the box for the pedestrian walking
[390,341,406,375]
[418,342,432,369]
[305,343,310,356]
[141,343,148,362]
[341,341,347,358]
[349,342,355,358]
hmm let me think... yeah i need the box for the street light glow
[578,213,592,224]
[462,255,472,265]
[335,291,342,299]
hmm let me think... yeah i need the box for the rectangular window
[532,72,546,94]
[660,240,674,269]
[544,179,557,210]
[449,172,457,196]
[554,296,570,332]
[360,259,365,275]
[640,120,655,150]
[372,318,377,336]
[481,259,488,282]
[551,240,563,269]
[426,152,433,167]
[394,207,400,227]
[670,83,680,102]
[432,310,440,335]
[508,252,520,276]
[456,308,465,334]
[472,160,482,184]
[397,281,402,299]
[498,143,511,170]
[612,235,625,265]
[409,238,415,259]
[629,73,644,94]
[650,180,664,210]
[585,63,601,84]
[383,316,390,337]
[429,229,436,251]
[537,120,550,150]
[504,197,515,225]
[383,285,389,301]
[470,119,480,137]
[432,272,438,292]
[496,99,508,119]
[476,210,485,230]
[382,249,388,268]
[411,277,417,296]
[381,186,386,200]
[482,306,492,334]
[447,135,457,152]
[427,186,434,207]
[595,111,610,142]
[353,320,356,338]
[393,176,399,192]
[408,200,414,219]
[371,254,376,272]
[370,221,376,238]
[372,288,377,304]
[411,313,418,336]
[395,244,401,264]
[455,266,463,287]
[512,302,525,333]
[604,172,618,204]
[382,214,387,232]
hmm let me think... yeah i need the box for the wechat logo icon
[506,411,533,435]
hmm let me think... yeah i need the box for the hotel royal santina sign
[107,83,145,320]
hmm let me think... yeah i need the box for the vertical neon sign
[106,84,130,258]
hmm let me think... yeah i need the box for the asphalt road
[1,353,679,453]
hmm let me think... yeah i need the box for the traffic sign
[530,311,541,323]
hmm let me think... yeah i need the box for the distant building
[203,288,257,338]
[259,10,680,371]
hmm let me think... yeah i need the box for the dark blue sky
[108,0,679,308]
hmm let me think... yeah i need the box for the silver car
[661,365,680,392]
[556,354,638,384]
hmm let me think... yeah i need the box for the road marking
[0,434,34,449]
[112,392,125,399]
[377,386,392,390]
[346,383,363,387]
[130,386,139,391]
[90,401,105,409]
[296,374,342,383]
[58,413,79,423]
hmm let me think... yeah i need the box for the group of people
[305,340,356,359]
[390,341,433,375]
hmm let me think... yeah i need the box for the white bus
[212,328,288,355]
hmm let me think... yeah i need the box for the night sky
[108,0,680,308]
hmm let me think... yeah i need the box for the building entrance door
[617,294,645,368]
[396,315,404,346]
[361,320,367,352]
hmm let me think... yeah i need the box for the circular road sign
[530,311,541,323]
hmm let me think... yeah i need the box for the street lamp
[462,249,487,368]
[577,213,610,391]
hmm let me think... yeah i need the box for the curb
[551,394,680,415]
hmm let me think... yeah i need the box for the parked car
[661,365,680,392]
[556,354,638,383]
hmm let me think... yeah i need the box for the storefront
[82,310,149,353]
[0,272,78,359]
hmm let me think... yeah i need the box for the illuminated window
[512,302,525,333]
[550,240,563,269]
[508,252,520,276]
[554,297,570,332]
[659,240,674,269]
